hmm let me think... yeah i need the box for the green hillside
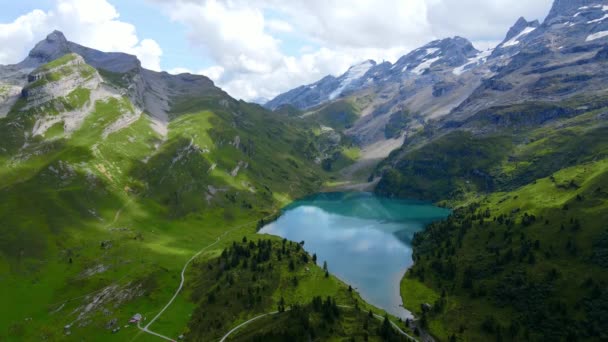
[377,99,608,341]
[0,54,335,341]
[184,238,412,341]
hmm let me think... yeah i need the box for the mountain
[3,0,608,340]
[267,0,608,174]
[0,31,351,341]
[262,1,608,340]
[265,36,493,174]
[545,0,602,21]
[370,1,608,340]
[265,59,377,111]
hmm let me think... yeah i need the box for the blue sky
[0,0,212,71]
[112,0,210,71]
[0,0,554,100]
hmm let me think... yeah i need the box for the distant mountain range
[266,0,608,150]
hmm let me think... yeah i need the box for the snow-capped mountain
[265,60,377,110]
[448,0,608,124]
[265,37,480,112]
[266,0,608,152]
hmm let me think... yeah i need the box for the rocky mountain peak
[20,31,141,73]
[438,36,478,56]
[415,36,479,68]
[46,30,68,43]
[545,0,604,21]
[27,30,71,65]
[505,17,541,41]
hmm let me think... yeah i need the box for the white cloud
[2,0,555,101]
[165,0,282,75]
[130,39,163,71]
[149,0,554,101]
[168,67,193,75]
[168,65,224,84]
[200,65,225,82]
[0,0,163,70]
[266,19,293,33]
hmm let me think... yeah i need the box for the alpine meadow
[1,0,608,341]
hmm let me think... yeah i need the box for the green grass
[374,98,608,341]
[400,277,440,317]
[178,237,415,341]
[229,301,411,342]
[304,100,361,131]
[182,238,361,340]
[35,53,79,72]
[0,54,348,341]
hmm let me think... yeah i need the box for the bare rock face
[21,54,101,109]
[20,30,141,73]
[266,0,608,152]
[0,83,22,118]
[505,17,541,42]
[25,30,71,67]
[545,0,602,22]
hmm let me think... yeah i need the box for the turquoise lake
[259,192,450,319]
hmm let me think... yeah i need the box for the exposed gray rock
[265,60,376,110]
[20,30,140,73]
[265,0,608,172]
[546,0,602,22]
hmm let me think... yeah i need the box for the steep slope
[184,238,410,341]
[266,60,376,111]
[446,0,608,124]
[0,32,334,341]
[267,0,608,187]
[266,37,493,186]
[372,1,608,340]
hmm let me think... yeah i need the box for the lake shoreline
[258,192,450,322]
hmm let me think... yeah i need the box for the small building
[129,313,142,323]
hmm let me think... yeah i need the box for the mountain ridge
[265,0,608,174]
[0,30,346,341]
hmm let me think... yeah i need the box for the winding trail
[136,210,418,342]
[218,305,417,342]
[137,211,278,341]
[218,311,278,342]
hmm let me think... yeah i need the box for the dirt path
[137,211,279,341]
[218,305,418,342]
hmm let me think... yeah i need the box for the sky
[0,0,554,101]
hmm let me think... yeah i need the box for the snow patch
[588,14,608,24]
[586,30,608,41]
[452,49,493,76]
[328,60,374,100]
[502,26,536,47]
[411,57,441,75]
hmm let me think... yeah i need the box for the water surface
[259,192,450,319]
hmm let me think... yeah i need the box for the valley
[1,0,608,341]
